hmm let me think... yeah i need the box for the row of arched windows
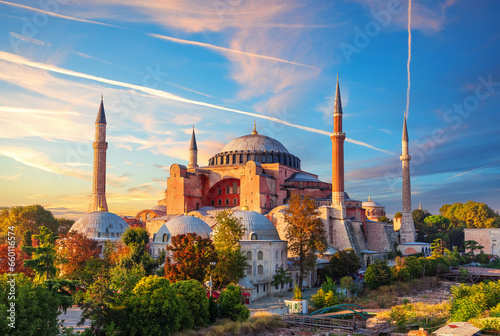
[246,250,285,261]
[210,198,238,206]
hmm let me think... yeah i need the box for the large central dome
[222,134,290,153]
[208,128,300,169]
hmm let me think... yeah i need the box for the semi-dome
[70,211,129,241]
[232,210,281,241]
[165,215,212,239]
[208,129,301,169]
[151,205,167,212]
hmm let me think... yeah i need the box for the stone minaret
[188,126,198,169]
[88,96,108,213]
[330,75,346,219]
[399,115,416,243]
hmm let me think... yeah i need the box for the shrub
[451,281,500,322]
[365,260,393,290]
[293,283,302,300]
[172,279,209,327]
[208,296,218,323]
[311,288,326,308]
[476,252,491,265]
[470,317,500,331]
[219,284,250,322]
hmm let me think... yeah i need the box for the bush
[365,260,393,290]
[219,284,250,322]
[470,317,500,331]
[476,252,491,265]
[208,296,219,323]
[451,281,500,322]
[311,288,325,308]
[0,274,61,336]
[172,279,209,327]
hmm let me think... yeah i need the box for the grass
[172,312,286,336]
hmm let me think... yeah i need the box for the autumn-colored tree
[22,226,58,283]
[118,227,165,274]
[211,210,247,288]
[0,245,33,277]
[440,201,499,228]
[165,233,217,283]
[0,205,59,244]
[285,194,327,287]
[56,231,101,281]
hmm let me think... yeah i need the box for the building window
[218,199,222,205]
[247,265,252,276]
[251,233,258,240]
[258,265,263,275]
[226,185,230,194]
[276,251,278,259]
[211,200,215,206]
[162,234,168,243]
[233,182,238,194]
[281,250,284,259]
[233,198,237,205]
[218,188,222,195]
[258,251,263,260]
[247,251,252,260]
[225,199,230,205]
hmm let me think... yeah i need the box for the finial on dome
[252,120,258,135]
[184,201,188,215]
[242,199,249,211]
[368,195,371,201]
[98,205,105,212]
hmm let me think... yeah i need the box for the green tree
[311,288,326,308]
[172,279,209,327]
[22,226,58,283]
[284,194,327,286]
[404,256,423,279]
[165,233,217,283]
[0,205,59,244]
[394,212,402,219]
[218,284,250,322]
[364,260,393,290]
[323,248,361,280]
[431,238,447,257]
[212,211,247,288]
[377,216,393,224]
[0,274,61,336]
[271,266,293,290]
[412,209,431,227]
[119,227,165,274]
[465,240,484,256]
[441,201,500,228]
[425,215,451,231]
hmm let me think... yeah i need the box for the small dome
[153,224,171,243]
[165,215,212,239]
[222,134,289,153]
[232,210,280,240]
[70,211,129,241]
[151,205,167,212]
[362,200,383,207]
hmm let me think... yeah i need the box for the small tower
[330,75,346,218]
[188,126,199,169]
[399,114,416,243]
[88,95,109,213]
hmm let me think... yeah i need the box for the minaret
[188,126,198,169]
[88,95,108,213]
[400,115,416,243]
[330,75,346,218]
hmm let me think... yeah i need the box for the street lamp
[209,262,217,298]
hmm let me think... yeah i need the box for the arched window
[225,198,230,205]
[258,265,263,275]
[251,233,258,240]
[258,251,263,260]
[218,188,222,195]
[226,185,230,194]
[281,250,284,259]
[233,182,238,194]
[218,199,222,205]
[247,251,252,260]
[162,234,168,243]
[233,198,237,205]
[247,265,252,276]
[275,264,279,272]
[276,251,278,259]
[211,199,215,206]
[270,200,273,208]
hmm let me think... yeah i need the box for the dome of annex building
[232,210,281,241]
[208,127,301,169]
[70,211,129,241]
[362,196,384,208]
[165,215,212,239]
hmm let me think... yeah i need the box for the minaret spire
[88,96,108,213]
[252,120,258,135]
[188,126,199,169]
[330,75,346,218]
[400,113,416,243]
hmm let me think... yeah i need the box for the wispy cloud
[149,33,317,69]
[0,0,119,27]
[72,50,113,65]
[0,173,21,180]
[9,32,52,47]
[0,51,394,155]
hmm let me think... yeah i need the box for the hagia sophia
[70,78,430,300]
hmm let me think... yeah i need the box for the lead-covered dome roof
[232,210,281,241]
[70,211,129,241]
[165,215,212,239]
[222,134,290,153]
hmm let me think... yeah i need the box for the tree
[394,212,402,219]
[378,216,393,224]
[22,226,58,283]
[412,209,431,226]
[431,238,447,257]
[323,248,361,280]
[118,227,165,274]
[465,240,484,256]
[271,265,292,289]
[56,218,74,235]
[172,279,210,327]
[211,211,247,288]
[425,215,451,231]
[0,245,33,277]
[56,231,101,281]
[218,284,250,322]
[0,205,59,244]
[364,260,393,290]
[165,233,217,283]
[440,201,500,228]
[284,194,327,287]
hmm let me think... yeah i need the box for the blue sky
[0,0,498,219]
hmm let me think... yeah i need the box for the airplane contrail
[0,0,119,27]
[406,0,412,119]
[0,51,394,156]
[149,33,318,70]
